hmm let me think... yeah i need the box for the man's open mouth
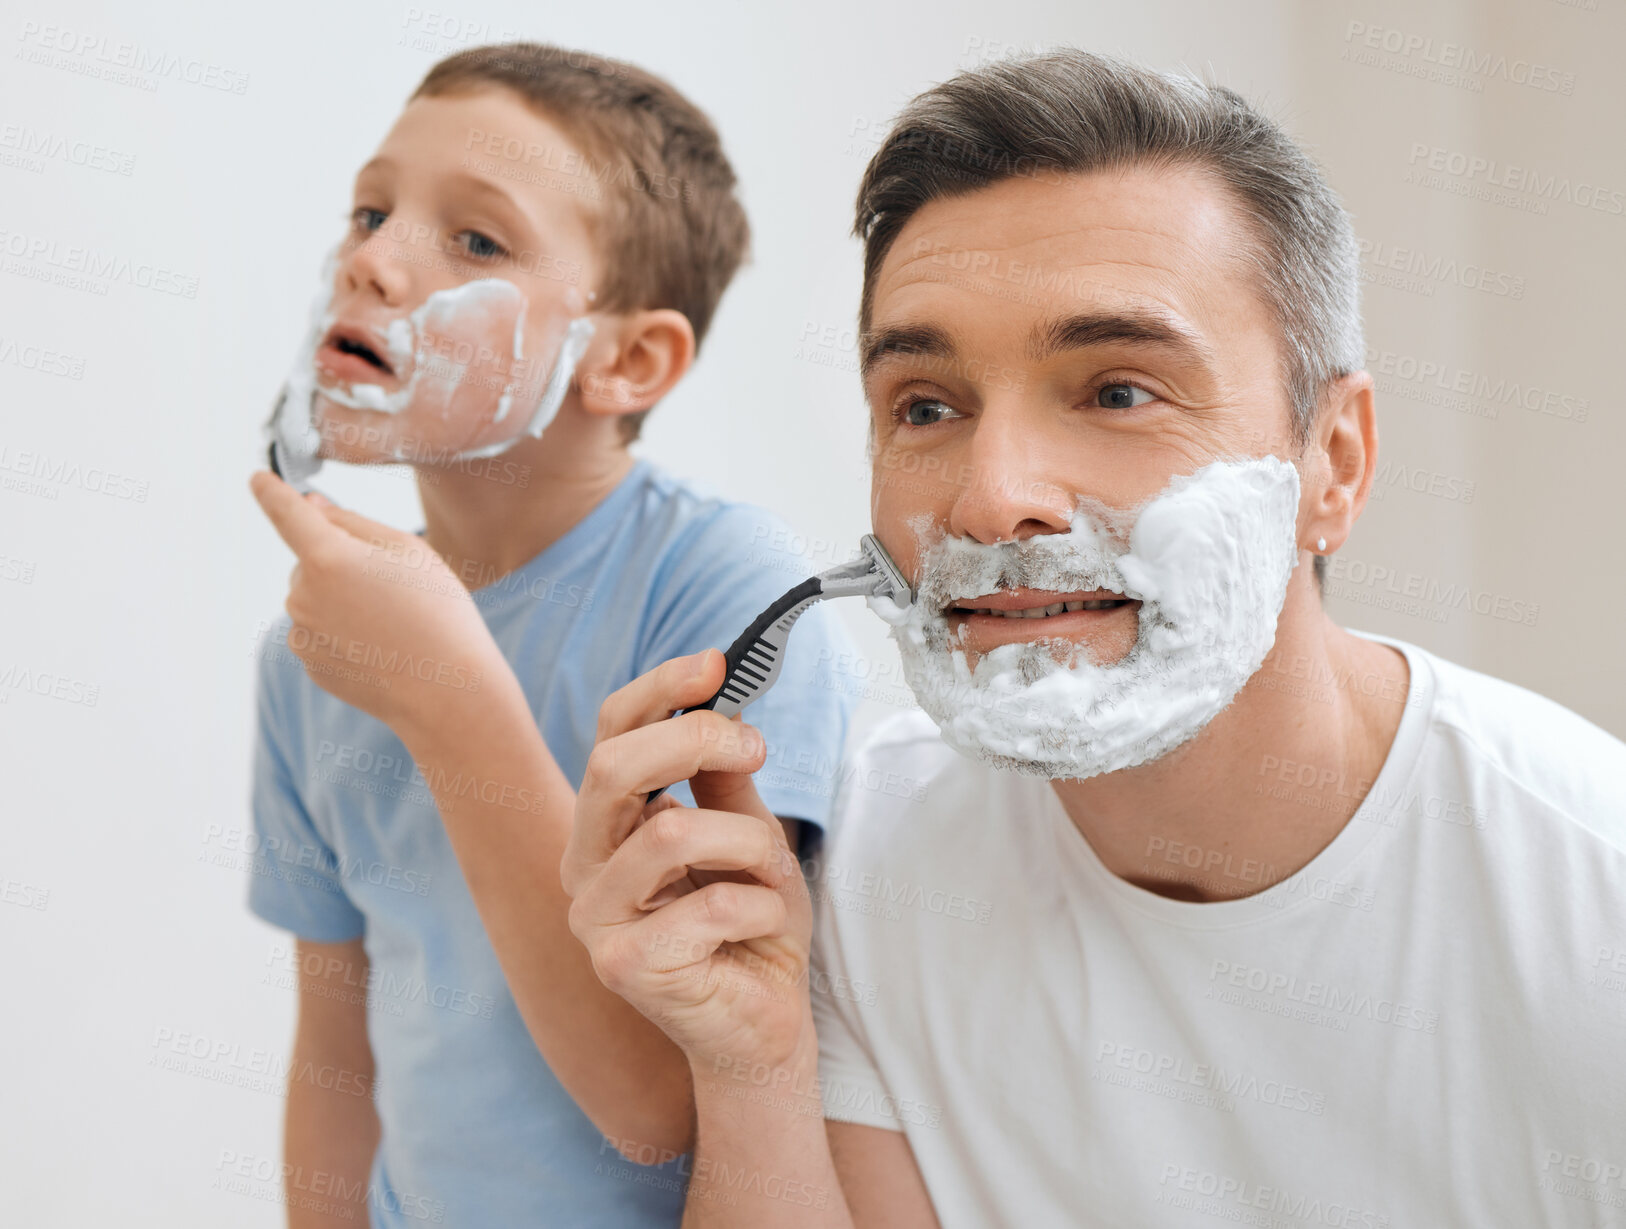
[941,588,1143,655]
[946,588,1138,620]
[951,598,1134,618]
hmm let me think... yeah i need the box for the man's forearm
[285,1067,379,1227]
[683,1025,852,1228]
[396,671,695,1155]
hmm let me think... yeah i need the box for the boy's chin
[314,407,502,468]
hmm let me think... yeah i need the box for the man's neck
[415,408,637,591]
[1048,585,1411,903]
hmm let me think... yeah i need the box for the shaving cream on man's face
[868,457,1302,780]
[265,251,594,487]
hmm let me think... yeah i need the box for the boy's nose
[342,234,414,308]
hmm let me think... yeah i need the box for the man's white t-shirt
[810,633,1626,1228]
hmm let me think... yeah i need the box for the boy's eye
[898,398,962,427]
[457,231,507,261]
[1097,382,1156,409]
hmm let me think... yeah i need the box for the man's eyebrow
[1029,309,1219,369]
[859,323,958,379]
[859,310,1219,381]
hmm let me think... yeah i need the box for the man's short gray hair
[855,51,1365,585]
[871,54,1365,408]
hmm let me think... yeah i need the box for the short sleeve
[246,623,366,942]
[809,829,905,1134]
[636,504,859,834]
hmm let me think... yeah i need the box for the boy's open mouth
[316,323,399,384]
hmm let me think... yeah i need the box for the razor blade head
[265,385,323,491]
[859,533,914,609]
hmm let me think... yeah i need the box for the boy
[246,43,853,1228]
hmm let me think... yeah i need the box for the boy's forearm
[682,1026,853,1229]
[285,1067,379,1227]
[396,672,696,1154]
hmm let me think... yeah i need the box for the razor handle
[645,576,823,804]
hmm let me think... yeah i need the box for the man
[563,49,1626,1227]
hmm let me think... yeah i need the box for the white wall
[1,0,1620,1221]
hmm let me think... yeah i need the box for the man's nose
[947,407,1076,544]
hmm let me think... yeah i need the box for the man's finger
[575,709,767,868]
[577,807,792,929]
[591,881,793,990]
[590,709,766,804]
[691,764,777,829]
[594,650,726,744]
[249,470,337,559]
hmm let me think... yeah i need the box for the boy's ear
[576,308,696,419]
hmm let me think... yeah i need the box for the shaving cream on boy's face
[869,456,1303,780]
[266,250,595,485]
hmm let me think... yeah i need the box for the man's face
[313,87,601,464]
[865,161,1304,671]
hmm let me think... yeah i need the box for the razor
[646,533,913,803]
[264,385,323,492]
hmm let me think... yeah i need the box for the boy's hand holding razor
[249,469,516,746]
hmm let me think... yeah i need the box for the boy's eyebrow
[353,155,397,186]
[353,158,538,228]
[448,170,531,219]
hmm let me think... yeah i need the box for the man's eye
[351,207,387,233]
[457,231,507,260]
[1097,382,1156,409]
[899,398,961,426]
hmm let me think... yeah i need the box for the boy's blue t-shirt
[247,459,856,1228]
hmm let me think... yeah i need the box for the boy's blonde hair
[414,44,751,439]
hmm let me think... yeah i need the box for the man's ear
[575,308,696,419]
[1302,370,1377,555]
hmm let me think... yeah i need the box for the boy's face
[312,87,601,465]
[863,161,1306,673]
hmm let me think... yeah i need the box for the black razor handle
[646,576,823,804]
